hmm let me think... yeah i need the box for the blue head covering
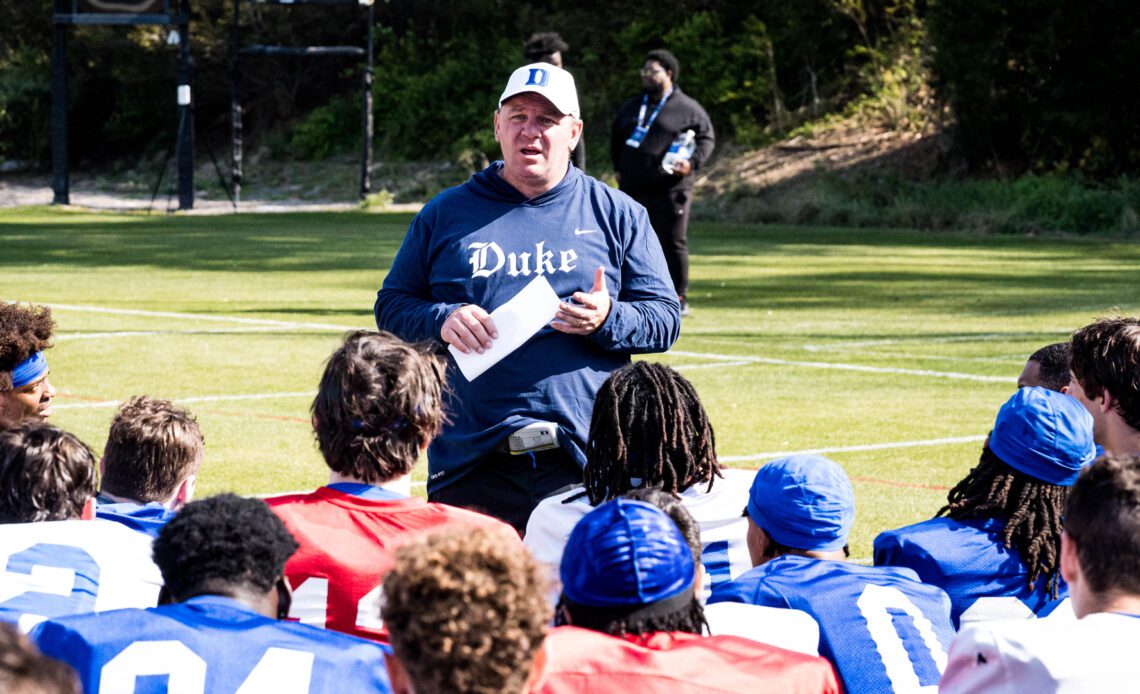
[746,454,855,552]
[559,498,695,608]
[11,351,48,389]
[989,387,1096,486]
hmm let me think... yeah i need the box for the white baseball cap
[498,63,580,118]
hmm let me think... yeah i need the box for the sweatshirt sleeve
[690,102,716,171]
[588,204,680,354]
[374,212,466,343]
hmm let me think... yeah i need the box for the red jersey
[533,627,840,694]
[266,486,516,641]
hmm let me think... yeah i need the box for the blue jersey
[32,596,391,693]
[874,516,1069,627]
[709,555,955,693]
[96,498,177,539]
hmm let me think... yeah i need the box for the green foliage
[290,96,361,161]
[0,46,50,164]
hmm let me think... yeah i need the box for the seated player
[709,455,956,693]
[940,454,1140,691]
[874,387,1094,626]
[380,527,551,694]
[1069,316,1140,456]
[0,303,57,431]
[95,396,203,538]
[0,422,162,632]
[525,362,754,596]
[0,622,78,694]
[626,487,821,655]
[32,494,391,693]
[538,498,840,693]
[1017,342,1073,391]
[266,330,515,641]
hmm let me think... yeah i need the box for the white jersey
[525,468,755,600]
[703,602,821,656]
[0,519,163,632]
[939,611,1140,693]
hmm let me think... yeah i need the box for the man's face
[640,60,670,92]
[0,374,55,430]
[494,93,581,197]
[1017,360,1042,389]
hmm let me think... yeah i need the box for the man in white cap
[375,63,679,533]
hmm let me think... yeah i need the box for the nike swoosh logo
[574,228,599,235]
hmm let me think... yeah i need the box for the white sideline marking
[718,434,986,463]
[56,327,290,341]
[669,350,1010,383]
[54,391,315,410]
[19,301,358,332]
[802,331,1070,352]
[674,360,750,371]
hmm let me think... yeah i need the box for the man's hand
[442,305,498,354]
[671,159,693,176]
[552,266,612,335]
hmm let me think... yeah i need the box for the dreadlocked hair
[938,445,1069,596]
[555,595,708,638]
[584,361,721,506]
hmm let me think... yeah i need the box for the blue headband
[11,352,48,389]
[989,387,1095,487]
[746,455,855,552]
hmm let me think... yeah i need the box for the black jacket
[610,85,715,197]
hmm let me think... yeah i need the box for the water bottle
[661,129,695,174]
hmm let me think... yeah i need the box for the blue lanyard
[636,87,673,131]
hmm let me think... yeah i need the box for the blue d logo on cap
[525,68,549,87]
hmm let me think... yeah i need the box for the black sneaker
[679,298,690,317]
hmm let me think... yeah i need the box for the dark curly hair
[0,422,96,523]
[523,32,568,62]
[312,331,446,484]
[938,446,1068,596]
[584,361,720,505]
[101,396,203,503]
[0,622,79,694]
[382,527,550,694]
[1064,453,1140,597]
[1070,317,1140,430]
[1026,342,1073,392]
[646,49,680,81]
[152,494,298,601]
[0,303,54,391]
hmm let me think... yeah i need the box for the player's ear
[274,576,293,620]
[384,652,415,694]
[80,496,96,521]
[173,474,197,510]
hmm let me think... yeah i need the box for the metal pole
[176,0,194,210]
[50,4,69,205]
[230,0,242,205]
[360,2,374,199]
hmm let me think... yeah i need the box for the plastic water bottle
[661,129,696,173]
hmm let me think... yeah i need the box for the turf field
[2,207,1137,560]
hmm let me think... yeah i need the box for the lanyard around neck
[637,87,673,130]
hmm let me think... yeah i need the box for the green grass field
[2,207,1137,560]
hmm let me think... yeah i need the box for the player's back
[533,626,839,694]
[525,468,755,596]
[0,519,162,632]
[266,485,515,640]
[31,595,391,693]
[873,516,1071,627]
[709,554,955,693]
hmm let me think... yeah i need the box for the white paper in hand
[449,275,561,381]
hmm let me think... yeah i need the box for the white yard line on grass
[16,301,360,332]
[54,391,315,410]
[802,331,1071,352]
[674,360,750,371]
[718,434,986,463]
[56,326,292,341]
[669,349,1011,383]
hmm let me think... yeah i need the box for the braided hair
[938,445,1068,596]
[584,362,721,506]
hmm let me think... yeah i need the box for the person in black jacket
[611,49,714,316]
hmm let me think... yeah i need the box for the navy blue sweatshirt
[375,162,680,494]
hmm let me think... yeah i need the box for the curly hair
[312,331,446,484]
[938,446,1068,595]
[1070,317,1140,430]
[584,361,721,505]
[0,422,96,523]
[101,396,203,503]
[1026,342,1073,392]
[152,494,298,601]
[646,49,680,81]
[523,32,568,62]
[0,622,79,694]
[381,527,550,694]
[0,303,54,391]
[1064,453,1140,597]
